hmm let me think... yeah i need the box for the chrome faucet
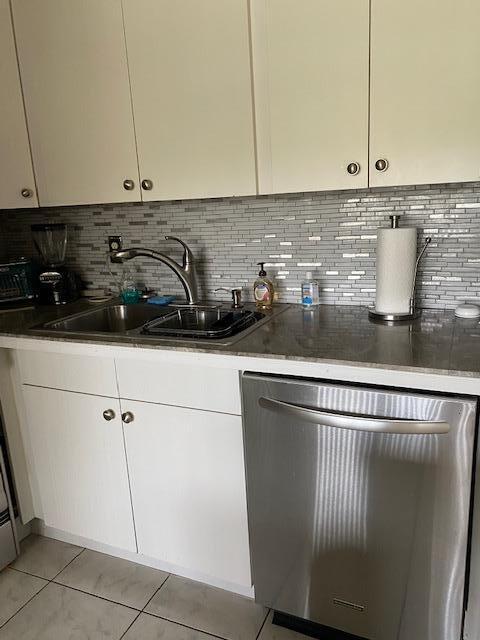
[112,236,199,305]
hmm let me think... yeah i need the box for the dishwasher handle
[258,397,451,435]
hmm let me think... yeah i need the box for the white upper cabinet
[370,0,480,187]
[251,0,370,194]
[0,0,37,209]
[11,0,140,206]
[122,0,256,201]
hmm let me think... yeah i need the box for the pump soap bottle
[253,262,274,309]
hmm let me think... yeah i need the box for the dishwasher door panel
[242,374,477,640]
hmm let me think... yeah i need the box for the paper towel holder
[368,233,432,323]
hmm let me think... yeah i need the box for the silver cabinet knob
[21,188,33,198]
[103,409,116,421]
[375,158,389,172]
[123,179,135,191]
[122,411,134,424]
[347,162,360,176]
[141,179,153,191]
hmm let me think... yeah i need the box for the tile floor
[0,535,309,639]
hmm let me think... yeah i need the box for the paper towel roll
[375,227,417,314]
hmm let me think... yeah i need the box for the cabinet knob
[375,158,389,172]
[122,411,134,424]
[346,162,360,176]
[21,188,33,198]
[103,409,116,421]
[141,179,153,191]
[123,179,135,191]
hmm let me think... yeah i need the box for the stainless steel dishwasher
[242,373,478,640]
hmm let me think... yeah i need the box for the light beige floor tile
[11,535,83,579]
[123,613,218,640]
[0,568,47,627]
[145,576,267,640]
[0,582,138,640]
[55,549,169,609]
[258,612,310,640]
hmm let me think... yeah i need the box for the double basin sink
[34,302,274,344]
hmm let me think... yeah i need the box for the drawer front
[17,350,117,397]
[116,359,241,415]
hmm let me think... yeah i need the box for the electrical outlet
[108,235,123,263]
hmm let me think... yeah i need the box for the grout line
[50,547,86,582]
[8,539,266,640]
[141,573,170,612]
[0,572,50,631]
[5,566,48,581]
[255,609,270,640]
[140,611,239,640]
[118,610,142,640]
[49,581,141,613]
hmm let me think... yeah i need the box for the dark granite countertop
[0,300,479,378]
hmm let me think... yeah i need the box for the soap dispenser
[253,262,274,309]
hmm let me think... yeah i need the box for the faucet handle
[165,236,194,268]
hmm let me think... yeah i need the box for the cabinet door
[370,0,480,187]
[122,0,256,201]
[251,0,369,194]
[12,0,140,206]
[0,0,37,209]
[123,400,251,587]
[22,386,136,552]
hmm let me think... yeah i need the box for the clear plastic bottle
[301,272,319,307]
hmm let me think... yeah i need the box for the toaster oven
[0,258,36,303]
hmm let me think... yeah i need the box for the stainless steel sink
[142,307,264,339]
[32,301,284,345]
[41,304,168,334]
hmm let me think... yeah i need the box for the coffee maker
[31,223,78,304]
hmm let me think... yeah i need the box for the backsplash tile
[0,181,479,309]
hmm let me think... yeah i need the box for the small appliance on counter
[31,223,78,305]
[369,215,431,322]
[0,257,36,305]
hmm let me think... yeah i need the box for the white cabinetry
[122,400,251,587]
[370,0,480,187]
[115,359,241,415]
[5,0,480,206]
[11,0,140,206]
[14,350,250,591]
[0,0,37,209]
[22,385,136,551]
[251,0,369,194]
[122,0,256,201]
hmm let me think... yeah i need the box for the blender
[31,223,78,304]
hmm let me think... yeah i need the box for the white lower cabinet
[16,353,251,591]
[22,385,136,552]
[122,399,252,588]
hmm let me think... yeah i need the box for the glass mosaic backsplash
[1,181,479,309]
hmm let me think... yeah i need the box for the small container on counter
[301,272,320,307]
